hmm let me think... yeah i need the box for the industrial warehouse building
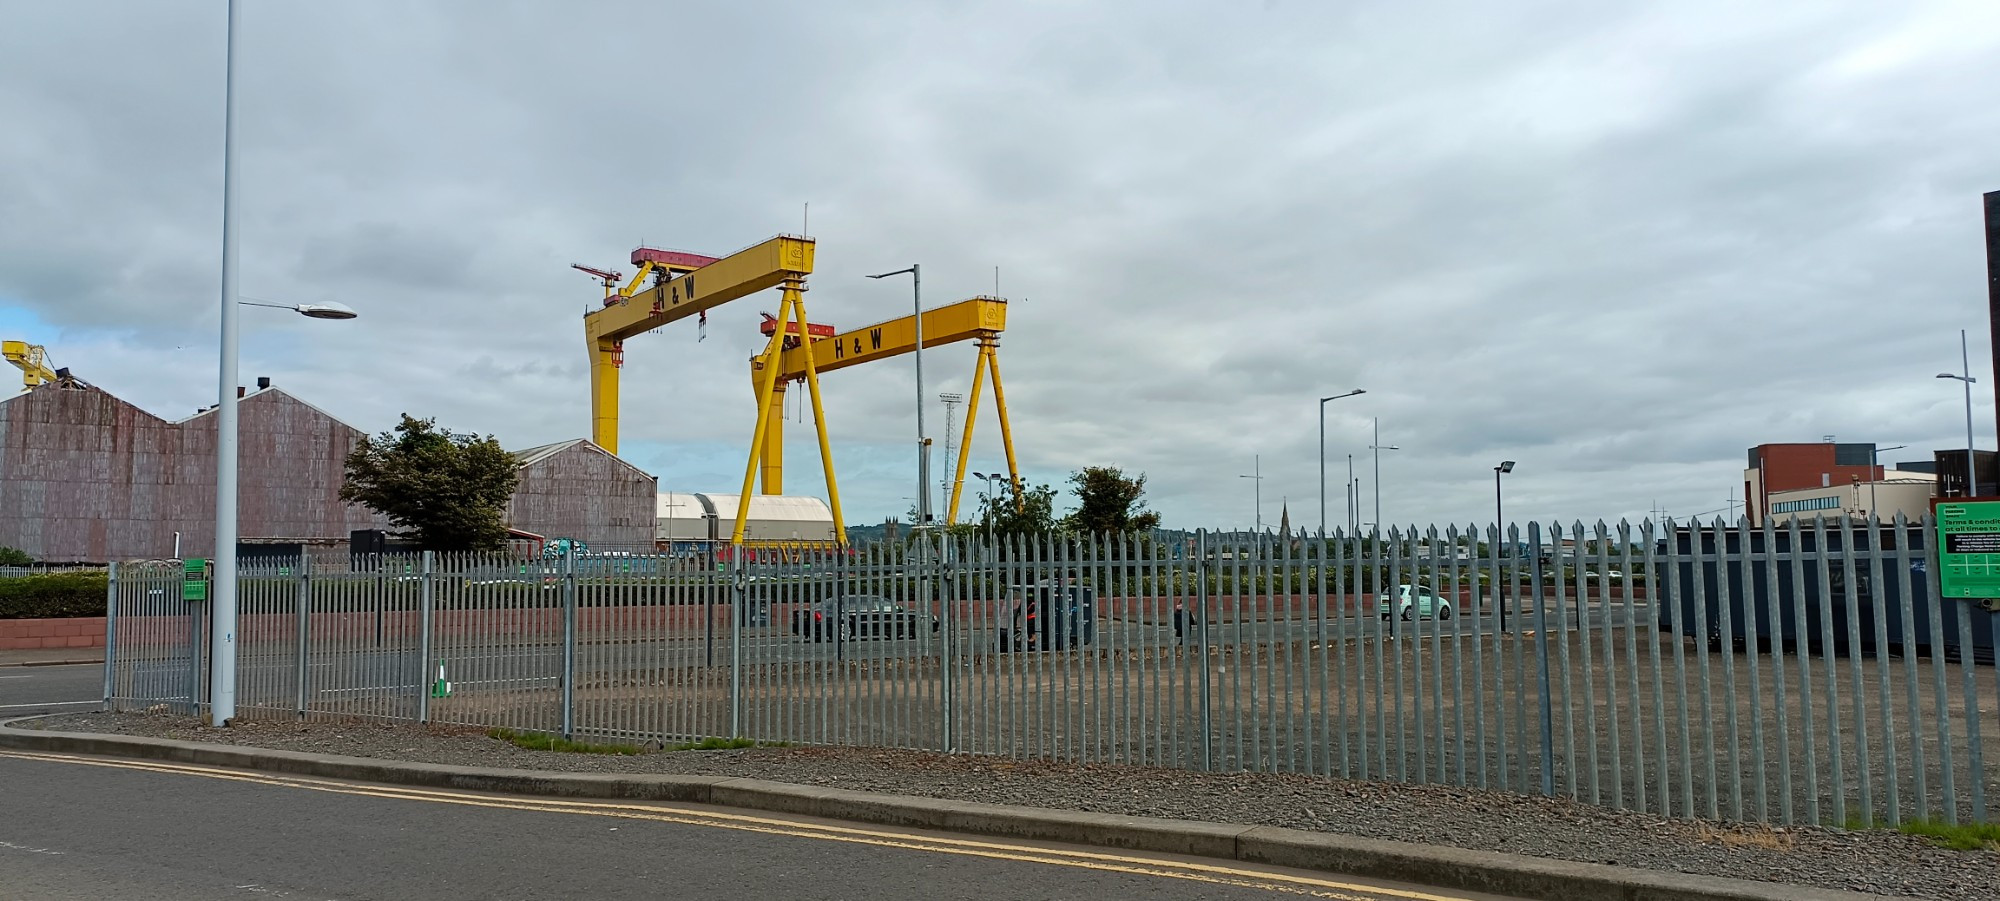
[508,439,655,548]
[0,376,386,561]
[0,377,708,561]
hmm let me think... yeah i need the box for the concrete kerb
[0,717,1890,901]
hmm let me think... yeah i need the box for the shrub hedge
[0,572,109,619]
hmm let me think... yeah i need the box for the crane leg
[946,342,989,524]
[761,383,785,494]
[734,297,794,543]
[986,343,1024,511]
[589,336,621,455]
[791,290,846,544]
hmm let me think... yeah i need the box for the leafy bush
[0,546,33,566]
[0,571,109,619]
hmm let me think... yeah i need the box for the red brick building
[1743,443,1882,526]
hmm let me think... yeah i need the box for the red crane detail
[759,312,836,350]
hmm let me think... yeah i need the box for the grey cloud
[5,0,1998,530]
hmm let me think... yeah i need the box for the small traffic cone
[430,661,453,698]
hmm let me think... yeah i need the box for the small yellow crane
[1,340,56,391]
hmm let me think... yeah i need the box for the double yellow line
[0,750,1474,901]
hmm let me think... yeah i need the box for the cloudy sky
[5,1,1999,533]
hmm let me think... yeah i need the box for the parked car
[1376,583,1452,620]
[792,595,935,641]
[997,581,1097,652]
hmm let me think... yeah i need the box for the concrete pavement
[0,648,103,667]
[0,747,1521,901]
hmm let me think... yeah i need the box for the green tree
[977,482,1059,535]
[1065,466,1160,534]
[0,546,33,566]
[340,414,520,551]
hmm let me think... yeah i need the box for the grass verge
[1896,819,2000,852]
[486,728,644,755]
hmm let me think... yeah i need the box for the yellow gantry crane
[578,234,846,545]
[2,341,56,391]
[748,296,1020,524]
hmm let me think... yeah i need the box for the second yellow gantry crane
[748,296,1020,525]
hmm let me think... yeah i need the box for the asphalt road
[0,750,1520,901]
[0,664,100,716]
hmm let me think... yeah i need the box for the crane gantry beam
[2,340,56,390]
[582,235,815,455]
[748,297,1019,523]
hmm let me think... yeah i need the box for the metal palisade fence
[100,517,1998,827]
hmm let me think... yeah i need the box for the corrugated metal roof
[509,438,653,481]
[511,439,581,468]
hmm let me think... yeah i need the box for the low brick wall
[0,617,107,651]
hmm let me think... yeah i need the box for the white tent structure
[655,492,838,544]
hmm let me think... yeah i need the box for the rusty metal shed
[0,379,386,562]
[507,438,656,549]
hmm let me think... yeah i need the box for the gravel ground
[16,712,1995,900]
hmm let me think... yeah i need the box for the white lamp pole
[1370,417,1399,532]
[1870,444,1906,522]
[208,1,357,726]
[1937,328,1981,497]
[1317,389,1365,535]
[867,265,925,526]
[210,0,245,728]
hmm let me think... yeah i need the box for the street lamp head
[1496,460,1516,474]
[867,266,917,280]
[295,302,358,320]
[239,298,358,320]
[1320,389,1366,402]
[1937,373,1975,382]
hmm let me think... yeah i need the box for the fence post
[1196,529,1212,771]
[417,550,435,725]
[940,531,955,754]
[293,555,309,718]
[101,561,118,711]
[729,544,745,738]
[562,546,578,740]
[1531,521,1555,797]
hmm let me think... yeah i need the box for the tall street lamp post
[209,1,362,729]
[211,297,358,729]
[1370,418,1399,533]
[1938,328,1981,498]
[1494,460,1515,632]
[1346,454,1356,533]
[1870,444,1906,521]
[867,265,927,525]
[1240,455,1264,532]
[972,472,1002,539]
[868,263,948,747]
[1317,389,1365,535]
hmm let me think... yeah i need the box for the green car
[1376,584,1453,620]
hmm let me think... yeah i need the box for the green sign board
[1935,501,2000,599]
[182,557,209,603]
